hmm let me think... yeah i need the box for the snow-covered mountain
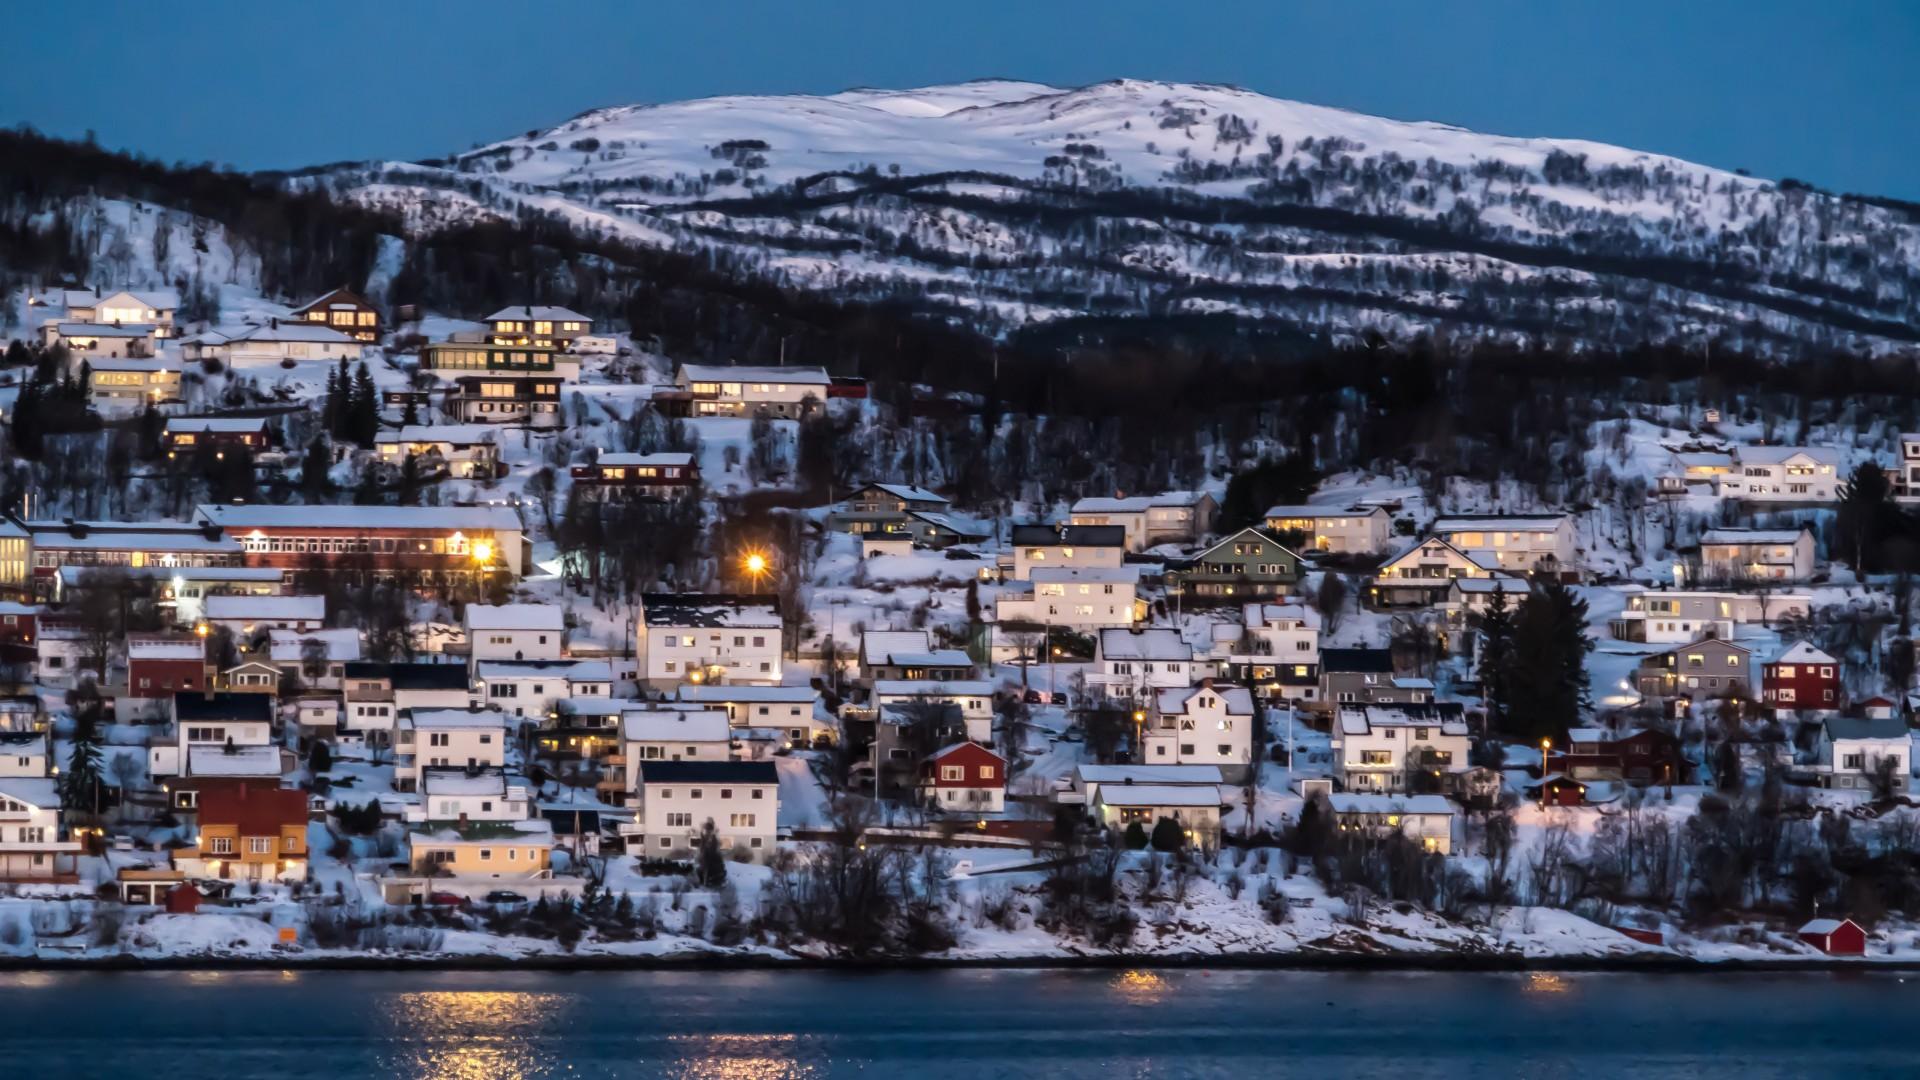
[311,79,1917,354]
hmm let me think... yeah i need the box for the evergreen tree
[350,362,378,445]
[1836,462,1896,573]
[695,819,727,888]
[398,454,421,506]
[1502,579,1592,741]
[1477,582,1516,728]
[401,393,421,428]
[323,361,344,437]
[10,376,41,457]
[301,434,333,500]
[60,724,105,816]
[1149,816,1186,852]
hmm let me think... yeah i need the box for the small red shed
[164,883,204,914]
[1533,774,1588,807]
[1798,917,1867,956]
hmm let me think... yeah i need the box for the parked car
[483,890,526,907]
[425,891,466,908]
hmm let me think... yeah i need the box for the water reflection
[384,991,571,1080]
[1524,972,1571,995]
[1110,969,1170,1005]
[663,1032,814,1079]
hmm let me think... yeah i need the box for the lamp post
[742,550,769,593]
[1538,737,1552,809]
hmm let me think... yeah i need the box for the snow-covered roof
[861,630,929,663]
[621,709,730,742]
[224,322,360,345]
[128,640,204,660]
[197,504,523,533]
[678,363,830,384]
[402,708,512,731]
[877,649,974,668]
[1735,445,1839,466]
[30,527,238,554]
[187,745,284,777]
[1155,683,1255,716]
[476,659,612,682]
[1075,764,1223,786]
[0,776,59,808]
[164,417,268,434]
[1243,602,1321,630]
[91,288,179,310]
[1799,918,1855,935]
[1073,491,1208,513]
[1097,627,1191,662]
[266,628,362,663]
[1326,793,1455,816]
[866,482,948,503]
[1701,527,1808,545]
[1336,704,1469,736]
[420,768,510,797]
[1431,513,1568,533]
[1094,785,1223,808]
[1670,451,1734,468]
[640,594,778,628]
[377,425,499,446]
[56,321,154,337]
[1262,503,1382,520]
[676,685,817,705]
[1027,565,1140,585]
[485,305,592,323]
[1773,640,1836,666]
[204,594,325,623]
[872,679,994,697]
[465,603,564,632]
[592,452,694,467]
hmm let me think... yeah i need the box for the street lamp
[742,550,769,592]
[1538,738,1552,809]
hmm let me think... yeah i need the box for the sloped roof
[196,783,305,833]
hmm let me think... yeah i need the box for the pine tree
[323,362,344,437]
[1504,579,1592,742]
[302,434,333,500]
[398,454,421,506]
[60,725,105,816]
[10,376,40,457]
[350,362,378,445]
[1478,582,1516,728]
[401,393,421,428]
[695,819,727,888]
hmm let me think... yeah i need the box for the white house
[1330,704,1472,794]
[857,630,974,684]
[1068,491,1217,552]
[0,731,50,778]
[150,693,283,779]
[625,760,779,860]
[199,321,364,365]
[1059,764,1224,809]
[203,594,326,634]
[636,594,782,691]
[673,364,830,418]
[374,426,501,480]
[675,685,832,749]
[1896,434,1920,504]
[1816,716,1909,794]
[1369,537,1507,607]
[394,707,512,792]
[1143,682,1257,781]
[1007,523,1128,581]
[1718,446,1842,502]
[474,660,612,719]
[1608,587,1812,643]
[994,566,1142,630]
[267,627,362,689]
[1086,627,1195,703]
[407,768,532,824]
[1429,513,1577,575]
[870,680,995,744]
[465,603,566,665]
[1326,793,1456,854]
[1090,784,1222,845]
[0,777,83,883]
[621,709,734,797]
[1262,504,1393,555]
[1212,602,1321,703]
[1696,527,1817,584]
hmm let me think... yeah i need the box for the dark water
[1,967,1915,1077]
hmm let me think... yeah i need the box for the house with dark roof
[625,760,779,860]
[289,286,382,342]
[1165,527,1302,603]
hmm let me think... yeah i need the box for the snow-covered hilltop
[310,78,1920,356]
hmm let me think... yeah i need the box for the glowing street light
[471,540,494,566]
[742,550,769,591]
[1539,738,1552,809]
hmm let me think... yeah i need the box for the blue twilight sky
[3,1,1916,198]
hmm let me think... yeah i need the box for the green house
[1169,527,1303,603]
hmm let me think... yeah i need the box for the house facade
[1167,527,1302,602]
[1429,513,1577,575]
[1633,637,1754,704]
[625,760,779,859]
[1262,504,1394,554]
[635,594,782,691]
[569,453,698,500]
[1068,491,1218,552]
[671,364,830,418]
[1143,682,1257,781]
[290,287,382,342]
[1329,704,1471,794]
[1695,527,1816,584]
[919,742,1007,814]
[1762,641,1841,714]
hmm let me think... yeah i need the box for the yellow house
[409,818,554,879]
[178,782,309,882]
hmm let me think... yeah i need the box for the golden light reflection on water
[1524,972,1571,995]
[663,1032,814,1079]
[1111,969,1170,1005]
[387,991,571,1080]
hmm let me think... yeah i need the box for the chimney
[457,812,469,829]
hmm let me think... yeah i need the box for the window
[248,837,272,855]
[665,812,692,828]
[730,814,756,828]
[209,837,234,854]
[941,765,964,781]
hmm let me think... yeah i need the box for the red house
[1562,727,1686,785]
[0,602,37,645]
[1763,641,1840,714]
[918,742,1007,814]
[1798,917,1867,956]
[127,637,208,697]
[1530,774,1588,807]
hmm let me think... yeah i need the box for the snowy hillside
[308,79,1920,355]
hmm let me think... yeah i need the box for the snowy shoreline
[2,948,1911,974]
